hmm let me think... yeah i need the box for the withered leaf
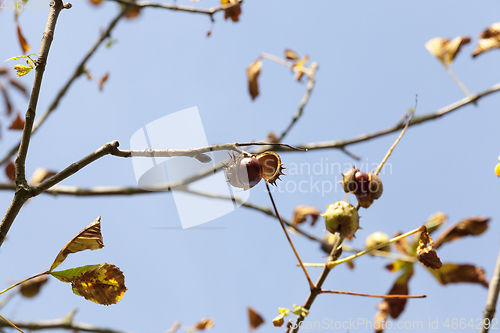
[292,205,321,226]
[247,59,262,100]
[416,226,442,269]
[51,263,127,305]
[434,217,490,248]
[194,317,215,330]
[248,307,264,330]
[0,84,13,115]
[285,49,299,60]
[385,267,413,319]
[425,36,470,67]
[5,161,15,182]
[50,216,104,272]
[30,168,57,185]
[267,131,279,144]
[20,275,48,298]
[480,22,500,39]
[16,23,31,54]
[425,212,447,234]
[429,263,488,288]
[8,113,25,130]
[221,0,241,22]
[374,300,390,333]
[393,232,412,256]
[124,6,141,19]
[8,77,29,97]
[472,35,500,58]
[99,72,109,92]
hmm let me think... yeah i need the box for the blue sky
[0,0,500,332]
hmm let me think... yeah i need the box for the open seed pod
[224,153,263,190]
[255,151,285,185]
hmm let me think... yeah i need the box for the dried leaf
[50,217,104,271]
[8,77,29,97]
[248,307,264,330]
[20,275,48,298]
[0,84,13,115]
[51,263,127,305]
[416,227,442,269]
[393,232,412,256]
[194,318,214,330]
[425,36,470,67]
[5,161,15,182]
[8,112,25,130]
[429,263,488,288]
[267,131,279,144]
[247,59,262,100]
[445,36,471,64]
[285,49,299,60]
[374,300,390,333]
[385,267,413,319]
[124,6,141,19]
[292,205,321,226]
[480,22,500,39]
[346,260,354,270]
[473,35,500,57]
[30,168,57,185]
[221,0,241,22]
[434,217,490,248]
[99,72,109,92]
[16,23,31,54]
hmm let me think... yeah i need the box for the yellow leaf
[247,58,262,100]
[480,22,500,38]
[445,36,471,64]
[13,64,32,77]
[425,36,470,67]
[292,55,309,81]
[495,162,500,177]
[425,37,449,65]
[49,217,104,271]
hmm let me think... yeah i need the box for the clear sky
[0,1,500,332]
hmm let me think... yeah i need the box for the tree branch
[480,238,500,333]
[108,0,242,16]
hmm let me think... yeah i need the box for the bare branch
[108,0,242,16]
[480,239,500,333]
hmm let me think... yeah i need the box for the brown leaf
[124,6,141,19]
[16,23,31,54]
[20,275,48,298]
[194,318,215,330]
[8,77,29,97]
[285,49,299,60]
[267,131,279,144]
[392,232,412,256]
[346,260,355,270]
[247,59,262,100]
[292,205,321,226]
[434,217,490,248]
[385,267,413,319]
[0,84,13,115]
[374,301,390,333]
[480,22,500,38]
[425,36,470,67]
[248,307,264,330]
[8,113,25,130]
[30,168,57,185]
[416,226,442,269]
[53,263,127,305]
[5,161,15,182]
[50,216,104,271]
[429,263,488,288]
[473,35,500,58]
[221,0,241,22]
[99,72,109,92]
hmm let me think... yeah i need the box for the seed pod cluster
[340,167,383,208]
[224,151,285,190]
[322,201,360,238]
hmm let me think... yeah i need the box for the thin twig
[109,0,242,16]
[444,66,471,97]
[319,289,426,299]
[0,0,66,249]
[480,238,500,333]
[260,52,293,68]
[0,8,127,168]
[265,183,315,290]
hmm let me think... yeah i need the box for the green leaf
[50,264,101,283]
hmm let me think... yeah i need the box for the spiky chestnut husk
[255,151,285,185]
[322,201,360,238]
[224,153,262,190]
[365,231,391,254]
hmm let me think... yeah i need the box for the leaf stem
[0,272,48,296]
